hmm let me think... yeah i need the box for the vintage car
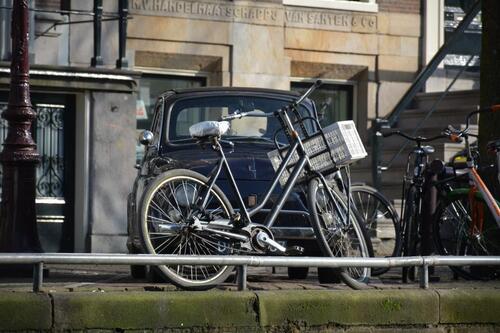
[127,87,326,280]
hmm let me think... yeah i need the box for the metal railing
[1,253,500,292]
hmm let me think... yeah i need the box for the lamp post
[0,0,41,255]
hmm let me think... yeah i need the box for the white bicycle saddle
[189,121,230,138]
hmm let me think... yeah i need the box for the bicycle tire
[402,186,418,282]
[351,185,401,275]
[307,177,373,289]
[139,169,236,290]
[433,190,500,280]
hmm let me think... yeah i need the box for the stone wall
[88,91,137,253]
[127,0,422,137]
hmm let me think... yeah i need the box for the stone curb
[1,289,500,330]
[438,289,500,324]
[52,291,258,329]
[0,292,52,330]
[256,290,439,326]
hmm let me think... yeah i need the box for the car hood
[164,141,278,181]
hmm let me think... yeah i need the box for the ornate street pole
[0,0,41,253]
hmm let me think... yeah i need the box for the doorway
[0,92,76,252]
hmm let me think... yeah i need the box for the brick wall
[378,0,421,14]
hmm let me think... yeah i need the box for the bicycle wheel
[402,186,418,282]
[307,178,373,289]
[351,185,401,275]
[139,169,236,290]
[433,191,500,280]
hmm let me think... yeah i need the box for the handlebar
[380,104,500,145]
[380,130,447,143]
[439,104,499,144]
[220,79,323,122]
[292,79,322,107]
[220,110,275,121]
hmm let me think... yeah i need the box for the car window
[151,102,163,137]
[167,95,314,143]
[136,100,163,163]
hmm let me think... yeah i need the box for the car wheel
[287,266,309,280]
[318,267,341,284]
[130,265,148,279]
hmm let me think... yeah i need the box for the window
[443,0,481,71]
[135,74,206,162]
[425,0,481,92]
[167,95,313,144]
[291,81,354,127]
[137,74,206,131]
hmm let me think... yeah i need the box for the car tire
[287,267,309,280]
[318,267,342,284]
[130,265,148,279]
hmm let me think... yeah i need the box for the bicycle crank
[254,230,286,253]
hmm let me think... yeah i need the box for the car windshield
[167,95,315,144]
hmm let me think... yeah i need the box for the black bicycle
[138,81,373,290]
[381,130,446,281]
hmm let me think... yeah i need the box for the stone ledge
[2,288,500,331]
[52,291,258,329]
[0,292,52,330]
[439,289,500,324]
[256,289,440,327]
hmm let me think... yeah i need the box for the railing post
[33,262,44,292]
[420,264,429,289]
[116,0,128,69]
[237,265,247,291]
[90,0,103,67]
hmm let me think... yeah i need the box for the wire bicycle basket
[268,120,367,186]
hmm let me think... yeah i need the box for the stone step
[412,89,479,110]
[394,107,479,131]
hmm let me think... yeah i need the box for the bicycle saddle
[189,121,230,138]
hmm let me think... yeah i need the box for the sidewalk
[1,265,500,332]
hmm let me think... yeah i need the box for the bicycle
[380,130,447,282]
[350,184,400,275]
[432,106,500,280]
[138,81,373,290]
[329,171,400,276]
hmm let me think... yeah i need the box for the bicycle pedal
[285,246,304,256]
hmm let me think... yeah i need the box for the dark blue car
[127,87,322,280]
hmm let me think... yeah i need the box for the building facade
[0,0,480,253]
